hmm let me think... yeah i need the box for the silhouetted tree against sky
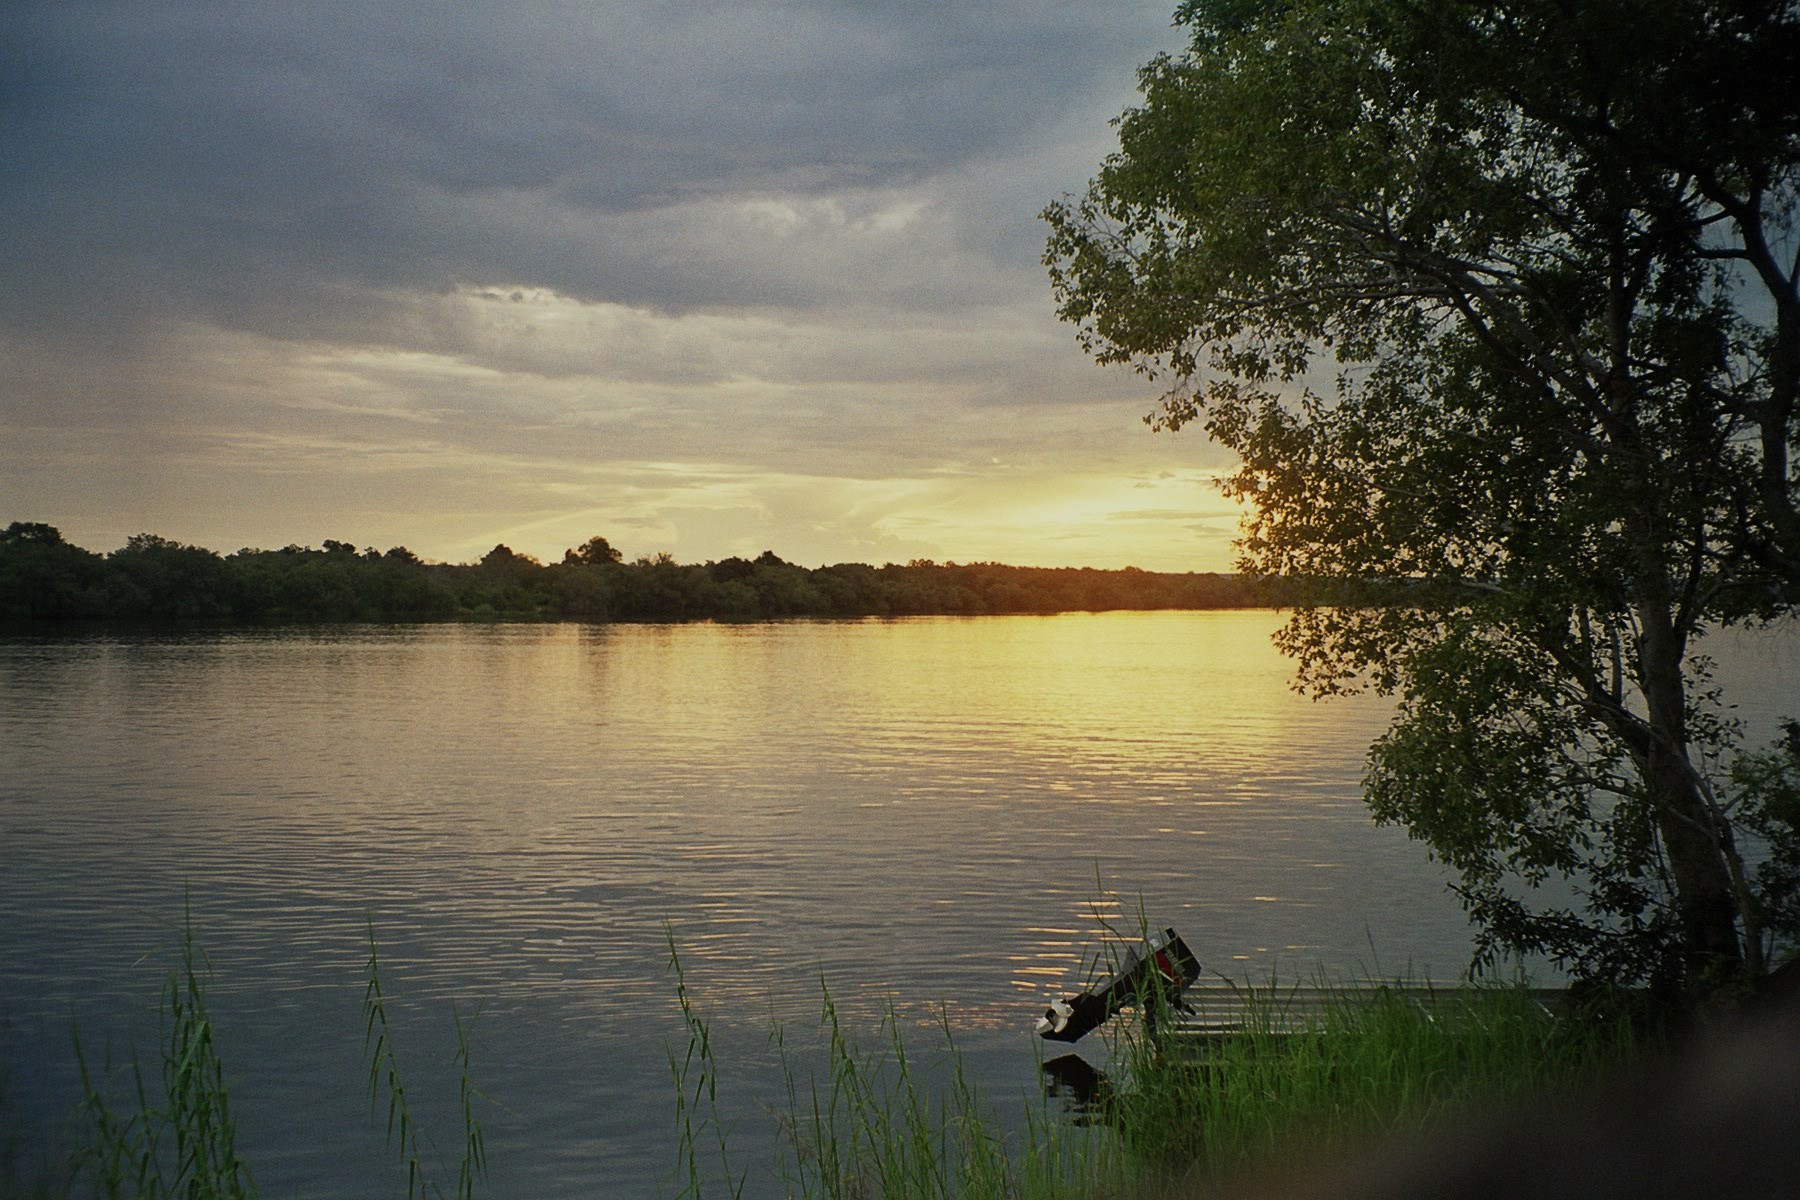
[563,536,624,567]
[1047,0,1800,993]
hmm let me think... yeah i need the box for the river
[2,610,1790,1196]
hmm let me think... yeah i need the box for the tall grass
[55,920,1647,1200]
[664,950,1649,1200]
[71,917,255,1200]
[763,986,1118,1200]
[65,917,486,1200]
[364,921,487,1200]
[667,930,746,1200]
[1109,980,1646,1191]
[665,939,1122,1200]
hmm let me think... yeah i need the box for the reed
[663,948,1646,1200]
[663,941,1125,1200]
[55,921,1643,1200]
[666,929,746,1200]
[1107,978,1645,1191]
[760,986,1116,1200]
[64,917,486,1200]
[363,920,487,1200]
[71,914,255,1200]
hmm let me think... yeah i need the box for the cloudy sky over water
[2,1,1241,570]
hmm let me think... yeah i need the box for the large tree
[1046,0,1800,993]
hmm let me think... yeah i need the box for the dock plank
[1167,984,1568,1039]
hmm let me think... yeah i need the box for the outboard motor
[1035,927,1200,1042]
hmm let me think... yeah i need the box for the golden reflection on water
[564,608,1367,777]
[2,611,1433,1038]
[528,611,1411,1023]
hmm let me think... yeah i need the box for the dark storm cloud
[2,0,1174,345]
[2,0,1228,572]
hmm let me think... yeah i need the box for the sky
[1,1,1243,571]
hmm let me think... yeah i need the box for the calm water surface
[2,611,1790,1196]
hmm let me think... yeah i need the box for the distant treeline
[0,523,1280,623]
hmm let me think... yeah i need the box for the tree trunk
[1637,606,1745,991]
[1603,252,1747,993]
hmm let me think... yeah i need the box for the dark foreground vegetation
[0,523,1272,625]
[16,922,1672,1200]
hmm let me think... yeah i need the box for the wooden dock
[1165,984,1569,1040]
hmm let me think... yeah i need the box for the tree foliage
[1046,0,1800,991]
[0,524,1273,625]
[563,535,624,567]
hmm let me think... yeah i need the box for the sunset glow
[0,4,1241,571]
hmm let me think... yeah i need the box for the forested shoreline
[0,522,1275,623]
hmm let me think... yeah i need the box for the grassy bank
[34,930,1650,1199]
[671,958,1651,1200]
[1102,983,1646,1194]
